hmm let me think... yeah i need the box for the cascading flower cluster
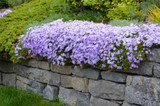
[0,10,12,18]
[15,19,160,70]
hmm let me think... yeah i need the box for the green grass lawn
[0,86,65,106]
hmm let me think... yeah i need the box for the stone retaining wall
[1,48,160,106]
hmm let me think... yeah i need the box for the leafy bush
[0,0,103,62]
[141,0,160,15]
[9,0,33,7]
[0,0,9,8]
[107,2,142,20]
[147,5,160,24]
[66,0,143,20]
[15,19,160,70]
[108,19,144,26]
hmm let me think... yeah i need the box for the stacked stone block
[0,48,160,106]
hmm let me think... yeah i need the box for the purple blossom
[15,19,160,70]
[0,10,12,18]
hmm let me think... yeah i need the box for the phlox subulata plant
[15,19,160,70]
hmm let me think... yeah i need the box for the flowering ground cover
[15,19,160,70]
[0,9,12,18]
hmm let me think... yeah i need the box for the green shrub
[0,0,103,62]
[0,0,9,8]
[147,5,160,24]
[108,19,145,26]
[141,0,160,15]
[107,2,142,20]
[9,0,33,7]
[140,0,160,22]
[66,0,143,20]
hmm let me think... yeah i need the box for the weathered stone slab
[28,68,60,86]
[122,102,139,106]
[101,71,127,83]
[61,75,88,92]
[2,74,16,87]
[61,75,72,88]
[17,76,29,84]
[16,80,27,89]
[72,77,88,92]
[76,92,90,106]
[125,76,160,106]
[72,68,100,79]
[153,63,160,78]
[14,64,30,78]
[148,48,160,63]
[28,80,46,93]
[51,64,72,75]
[90,96,120,106]
[37,61,50,70]
[43,85,58,100]
[58,87,77,106]
[121,62,153,76]
[22,59,38,68]
[0,61,15,73]
[89,80,125,100]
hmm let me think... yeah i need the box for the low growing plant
[147,5,160,24]
[15,19,160,71]
[0,0,103,62]
[0,86,65,106]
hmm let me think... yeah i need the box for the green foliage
[108,19,145,26]
[0,0,57,61]
[0,0,103,62]
[0,0,9,8]
[9,0,33,7]
[107,2,142,20]
[0,86,65,106]
[66,0,143,20]
[141,0,160,15]
[148,5,160,24]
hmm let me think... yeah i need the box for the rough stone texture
[122,62,153,76]
[72,68,100,79]
[90,96,120,106]
[2,74,16,87]
[59,87,77,106]
[14,64,30,78]
[89,80,125,100]
[122,102,139,106]
[61,75,89,92]
[28,68,60,86]
[28,80,46,93]
[0,61,15,73]
[16,80,27,89]
[61,75,72,88]
[51,64,72,75]
[37,61,50,70]
[76,92,90,106]
[17,76,29,84]
[153,63,160,78]
[125,76,160,106]
[43,85,58,100]
[101,71,127,83]
[72,77,88,92]
[22,59,38,68]
[148,48,160,63]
